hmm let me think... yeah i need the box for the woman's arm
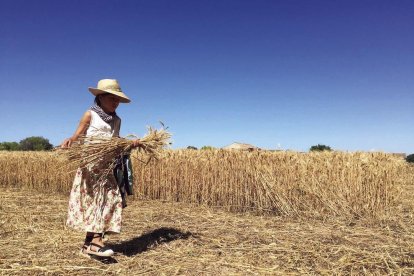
[60,111,91,148]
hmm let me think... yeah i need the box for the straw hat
[88,79,131,103]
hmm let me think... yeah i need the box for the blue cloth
[114,154,134,208]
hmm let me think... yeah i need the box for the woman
[61,79,139,257]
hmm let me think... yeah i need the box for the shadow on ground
[111,227,193,256]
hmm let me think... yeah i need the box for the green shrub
[310,144,332,152]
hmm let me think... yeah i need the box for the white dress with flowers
[66,110,123,233]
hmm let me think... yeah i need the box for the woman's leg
[90,232,103,246]
[80,232,94,256]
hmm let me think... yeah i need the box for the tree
[19,136,53,151]
[187,146,198,150]
[406,154,414,163]
[0,142,21,151]
[201,146,215,150]
[310,144,332,152]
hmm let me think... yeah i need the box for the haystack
[222,142,260,151]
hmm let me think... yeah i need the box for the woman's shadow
[110,227,193,256]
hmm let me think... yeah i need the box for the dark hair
[94,96,101,106]
[94,93,110,106]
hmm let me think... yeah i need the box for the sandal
[85,242,114,257]
[79,244,91,259]
[102,233,109,242]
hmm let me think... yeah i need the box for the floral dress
[66,110,123,233]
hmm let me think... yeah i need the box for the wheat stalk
[57,126,172,177]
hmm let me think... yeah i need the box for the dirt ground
[1,186,414,275]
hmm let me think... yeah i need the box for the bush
[20,136,53,151]
[0,142,21,151]
[310,144,332,152]
[201,146,215,150]
[406,154,414,163]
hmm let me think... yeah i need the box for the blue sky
[1,0,413,153]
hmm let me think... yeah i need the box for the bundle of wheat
[57,126,171,176]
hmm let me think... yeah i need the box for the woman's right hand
[61,137,74,148]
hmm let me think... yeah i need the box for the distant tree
[20,136,53,151]
[187,146,198,150]
[201,146,215,150]
[0,142,21,151]
[310,144,332,152]
[406,154,414,163]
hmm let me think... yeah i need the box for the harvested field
[1,151,413,274]
[1,184,414,275]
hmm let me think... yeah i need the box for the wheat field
[0,150,409,219]
[134,150,408,218]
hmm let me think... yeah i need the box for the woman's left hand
[132,139,141,148]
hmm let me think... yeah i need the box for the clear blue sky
[1,0,413,153]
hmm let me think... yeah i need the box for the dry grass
[0,185,413,275]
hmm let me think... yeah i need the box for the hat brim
[88,88,131,103]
